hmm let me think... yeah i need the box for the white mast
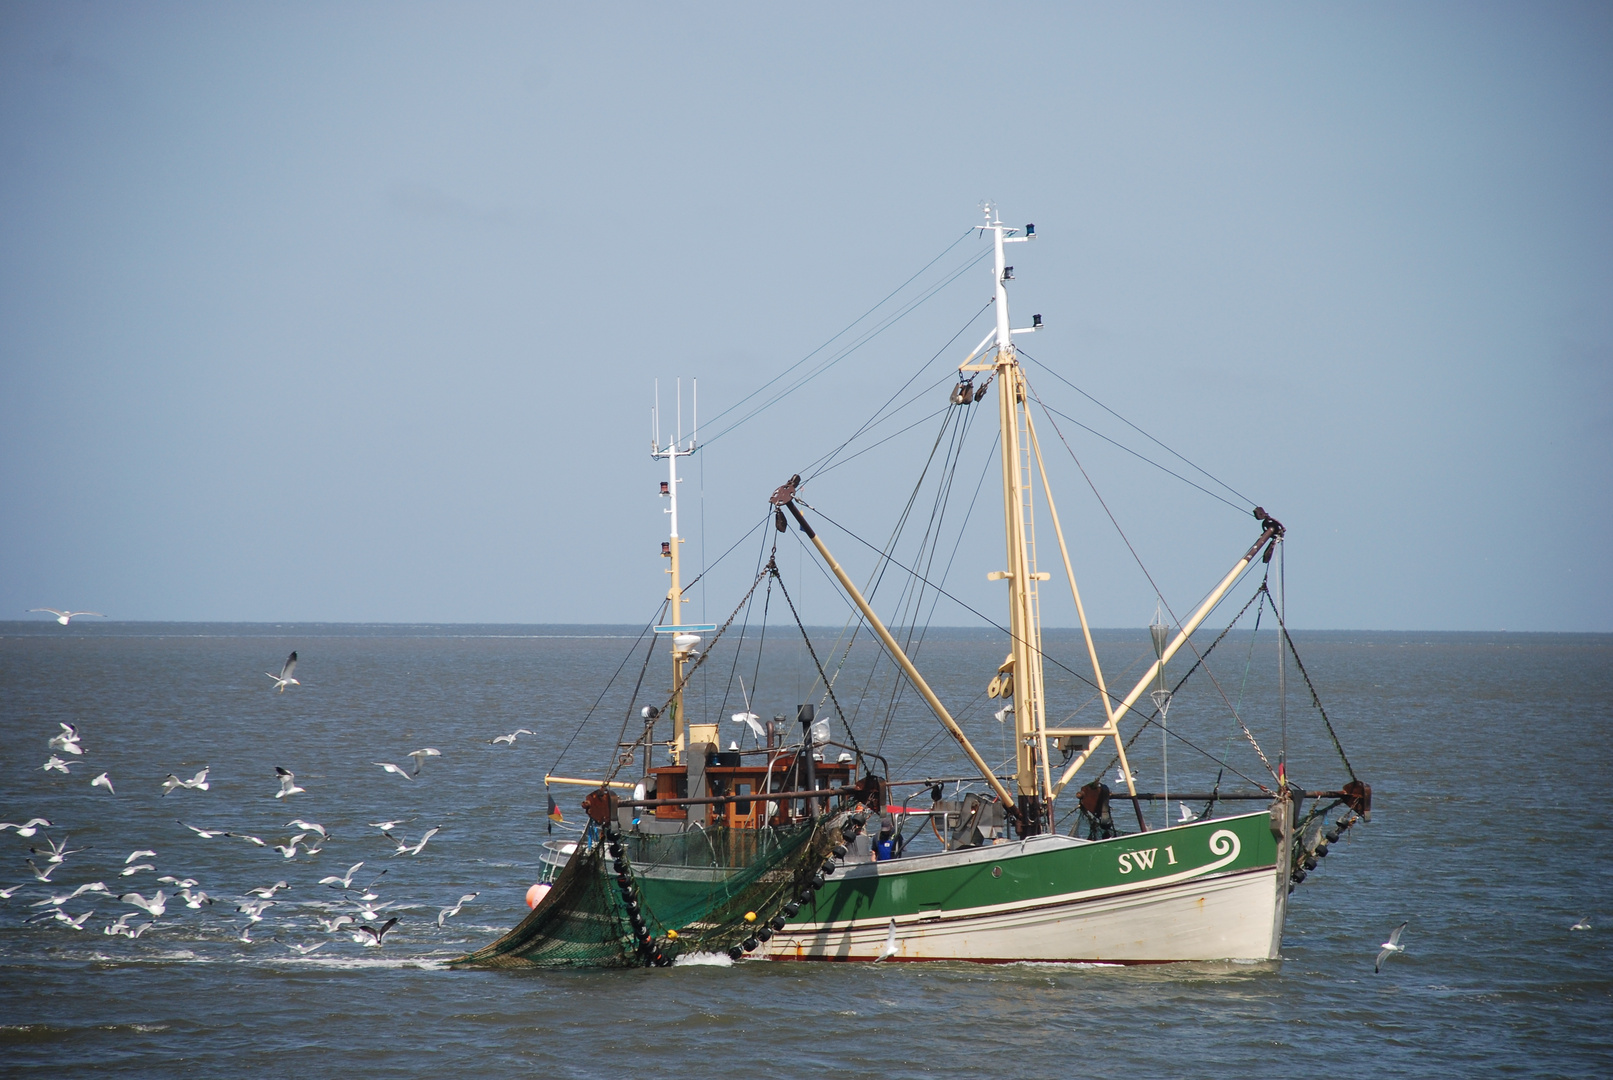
[652,379,701,764]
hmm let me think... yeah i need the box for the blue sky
[2,2,1608,631]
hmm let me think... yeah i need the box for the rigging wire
[694,228,975,435]
[700,240,993,448]
[805,301,994,480]
[549,601,667,777]
[1022,378,1278,779]
[1018,349,1254,509]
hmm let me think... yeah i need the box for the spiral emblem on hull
[1208,829,1240,860]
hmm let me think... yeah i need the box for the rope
[1266,600,1358,782]
[603,564,773,784]
[550,603,666,777]
[767,555,869,770]
[1018,348,1254,508]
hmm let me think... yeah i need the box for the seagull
[125,920,156,939]
[265,651,299,692]
[367,819,409,832]
[157,876,198,888]
[120,864,155,877]
[178,888,213,909]
[273,835,307,860]
[26,860,58,882]
[246,881,288,898]
[286,819,328,839]
[1571,916,1592,931]
[1375,921,1408,973]
[351,916,397,947]
[237,899,275,922]
[162,768,210,795]
[407,748,441,775]
[319,862,365,890]
[353,899,393,922]
[373,762,413,781]
[29,609,105,626]
[120,890,167,917]
[1178,803,1196,823]
[125,850,157,865]
[437,892,478,926]
[54,908,96,930]
[37,836,83,864]
[284,941,326,956]
[873,920,898,962]
[354,870,388,901]
[490,729,535,746]
[228,832,267,847]
[62,882,109,901]
[48,725,84,754]
[237,925,253,943]
[1115,767,1137,786]
[0,884,27,899]
[317,914,355,933]
[0,818,52,837]
[729,712,766,744]
[273,767,305,799]
[104,912,137,936]
[42,755,72,774]
[181,822,226,838]
[387,826,439,857]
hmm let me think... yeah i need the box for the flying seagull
[284,940,326,956]
[237,899,275,922]
[120,864,155,877]
[48,724,83,754]
[162,768,210,795]
[319,862,365,890]
[91,772,115,794]
[437,892,479,926]
[367,819,409,832]
[120,890,167,917]
[125,850,157,864]
[490,729,535,746]
[158,875,198,888]
[37,836,83,864]
[53,909,96,930]
[351,916,398,947]
[180,822,225,838]
[0,884,27,899]
[246,881,289,899]
[407,748,441,775]
[1375,921,1408,973]
[286,819,328,839]
[1178,803,1196,823]
[373,762,413,781]
[265,651,300,692]
[272,835,307,860]
[387,826,439,857]
[273,767,305,799]
[42,755,72,774]
[26,860,58,883]
[178,887,213,909]
[1571,916,1592,931]
[227,832,267,847]
[0,818,52,838]
[29,609,105,626]
[317,914,355,933]
[873,920,898,963]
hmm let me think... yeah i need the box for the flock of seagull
[0,653,547,958]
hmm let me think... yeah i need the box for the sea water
[0,623,1608,1077]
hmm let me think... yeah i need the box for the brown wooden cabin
[646,741,856,830]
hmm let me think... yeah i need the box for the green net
[452,816,843,969]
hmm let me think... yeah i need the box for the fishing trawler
[457,208,1369,968]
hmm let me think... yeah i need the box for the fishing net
[452,816,843,969]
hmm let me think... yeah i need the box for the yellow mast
[960,206,1051,830]
[652,379,702,765]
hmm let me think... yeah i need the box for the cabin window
[736,783,752,815]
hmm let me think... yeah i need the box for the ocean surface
[0,622,1608,1078]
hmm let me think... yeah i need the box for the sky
[1,2,1609,632]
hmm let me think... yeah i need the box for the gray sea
[1,622,1608,1077]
